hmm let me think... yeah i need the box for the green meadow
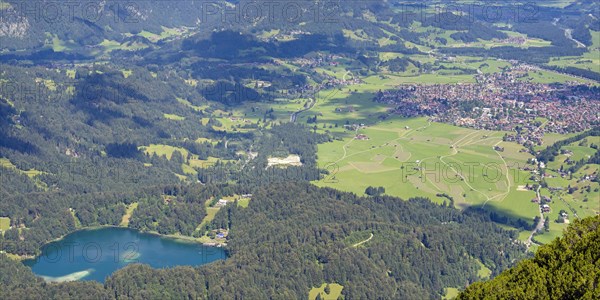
[443,287,460,300]
[140,144,234,181]
[0,158,44,178]
[308,283,344,300]
[120,202,139,227]
[313,117,539,224]
[140,144,189,160]
[519,69,596,84]
[0,217,10,231]
[163,113,186,121]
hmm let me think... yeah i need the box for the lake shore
[6,225,226,261]
[22,227,227,283]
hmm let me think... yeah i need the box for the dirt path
[439,131,493,201]
[352,233,373,247]
[336,120,431,163]
[482,140,512,205]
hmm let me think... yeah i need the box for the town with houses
[374,66,599,147]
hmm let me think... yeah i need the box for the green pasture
[314,118,540,222]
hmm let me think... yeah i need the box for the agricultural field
[313,117,539,224]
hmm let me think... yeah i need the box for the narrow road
[290,98,316,122]
[352,233,373,247]
[526,186,544,248]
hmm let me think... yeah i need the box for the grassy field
[139,144,189,160]
[0,158,44,178]
[66,69,76,79]
[69,209,82,228]
[476,259,492,279]
[444,32,552,50]
[0,217,10,231]
[140,144,233,180]
[96,39,148,54]
[519,69,595,84]
[136,26,189,43]
[196,198,219,231]
[121,69,133,78]
[237,197,251,208]
[0,1,12,10]
[443,287,460,300]
[188,156,229,169]
[35,78,57,91]
[177,97,208,112]
[45,33,76,52]
[120,202,139,227]
[308,283,344,300]
[313,117,539,223]
[163,113,186,121]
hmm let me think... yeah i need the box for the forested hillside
[1,183,527,299]
[459,215,600,299]
[1,1,599,298]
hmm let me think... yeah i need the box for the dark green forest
[458,215,600,299]
[1,182,528,299]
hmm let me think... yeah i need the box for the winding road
[290,98,316,122]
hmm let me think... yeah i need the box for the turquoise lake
[23,227,226,283]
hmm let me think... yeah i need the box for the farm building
[542,204,551,213]
[215,199,229,208]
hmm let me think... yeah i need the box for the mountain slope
[458,215,600,299]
